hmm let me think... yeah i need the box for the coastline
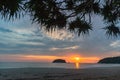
[0,67,120,80]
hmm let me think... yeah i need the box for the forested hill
[98,56,120,63]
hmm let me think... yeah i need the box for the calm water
[0,62,120,69]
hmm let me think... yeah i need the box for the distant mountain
[52,59,66,63]
[98,56,120,63]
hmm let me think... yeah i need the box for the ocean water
[0,62,120,69]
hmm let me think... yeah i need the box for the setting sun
[67,56,81,63]
[75,57,80,61]
[74,57,80,63]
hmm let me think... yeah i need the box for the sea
[0,62,120,69]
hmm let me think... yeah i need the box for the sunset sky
[0,15,120,63]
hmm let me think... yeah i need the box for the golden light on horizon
[24,55,62,62]
[66,55,100,63]
[0,54,100,63]
[68,56,81,63]
[75,57,80,61]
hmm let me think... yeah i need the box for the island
[98,56,120,63]
[52,59,66,63]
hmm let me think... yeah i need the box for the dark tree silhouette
[0,0,120,37]
[0,0,23,19]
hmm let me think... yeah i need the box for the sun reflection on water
[75,62,80,69]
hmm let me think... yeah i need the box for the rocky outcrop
[52,59,66,63]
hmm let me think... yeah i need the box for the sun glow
[70,57,81,63]
[75,57,80,61]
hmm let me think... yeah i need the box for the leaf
[69,18,92,36]
[104,24,120,37]
[0,0,23,19]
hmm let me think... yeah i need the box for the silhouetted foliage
[98,56,120,63]
[0,0,120,37]
[0,0,23,19]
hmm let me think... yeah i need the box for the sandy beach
[0,67,120,80]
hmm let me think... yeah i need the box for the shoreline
[0,67,120,80]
